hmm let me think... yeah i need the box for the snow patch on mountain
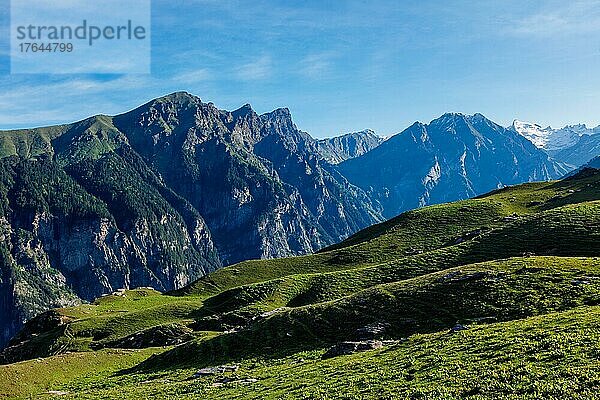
[511,120,600,151]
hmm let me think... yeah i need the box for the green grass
[3,305,600,399]
[0,126,65,160]
[46,289,205,351]
[144,256,600,365]
[2,171,600,398]
[0,348,164,399]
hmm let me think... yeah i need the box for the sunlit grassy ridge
[1,170,600,399]
[144,257,600,366]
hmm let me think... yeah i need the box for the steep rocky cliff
[0,92,382,347]
[112,93,382,263]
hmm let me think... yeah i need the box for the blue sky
[0,0,599,137]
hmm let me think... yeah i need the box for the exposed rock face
[0,92,382,348]
[0,152,220,347]
[322,340,383,359]
[338,113,571,218]
[112,93,382,264]
[316,130,384,164]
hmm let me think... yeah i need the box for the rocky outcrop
[322,340,383,359]
[353,322,390,340]
[0,310,73,364]
[97,323,194,349]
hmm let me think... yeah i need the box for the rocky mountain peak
[315,129,385,164]
[265,107,292,118]
[429,112,471,130]
[157,91,200,104]
[232,103,255,116]
[432,112,496,128]
[435,112,467,122]
[260,108,294,128]
[467,113,494,126]
[339,112,570,218]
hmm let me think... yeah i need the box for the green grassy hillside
[3,305,599,399]
[1,170,600,399]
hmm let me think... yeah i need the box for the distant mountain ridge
[510,120,599,151]
[566,155,600,177]
[339,113,570,218]
[315,130,384,164]
[586,156,600,169]
[511,120,600,167]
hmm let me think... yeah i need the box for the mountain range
[511,120,600,167]
[0,92,592,349]
[339,113,569,218]
[0,92,383,347]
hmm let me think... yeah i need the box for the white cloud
[233,55,272,81]
[509,1,600,37]
[172,69,212,83]
[298,53,335,79]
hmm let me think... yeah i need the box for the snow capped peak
[511,120,552,149]
[512,120,543,131]
[511,120,600,151]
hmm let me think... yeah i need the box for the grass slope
[1,171,600,398]
[4,171,600,361]
[2,305,600,399]
[0,348,163,399]
[144,256,600,365]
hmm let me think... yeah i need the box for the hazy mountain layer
[339,113,570,217]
